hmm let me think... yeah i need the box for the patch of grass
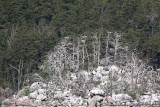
[53,97,59,100]
[128,91,136,100]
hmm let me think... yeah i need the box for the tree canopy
[0,0,160,88]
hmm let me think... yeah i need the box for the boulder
[54,91,63,98]
[0,87,4,96]
[69,96,84,105]
[107,96,113,103]
[79,70,90,81]
[100,81,109,86]
[95,72,102,78]
[29,91,38,99]
[90,88,105,97]
[89,96,103,107]
[18,96,29,101]
[36,94,47,101]
[100,71,109,76]
[38,89,46,95]
[100,76,109,82]
[63,90,72,97]
[2,99,14,105]
[30,82,46,92]
[51,101,58,107]
[4,88,13,98]
[96,66,104,72]
[92,70,96,75]
[150,94,160,104]
[126,101,131,105]
[70,73,77,80]
[16,88,26,98]
[109,65,120,72]
[112,94,132,102]
[33,100,41,106]
[157,96,160,101]
[12,96,32,106]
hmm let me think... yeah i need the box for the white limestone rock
[96,66,104,72]
[90,88,104,96]
[38,89,46,95]
[88,96,103,107]
[112,94,132,102]
[30,82,46,92]
[36,94,47,101]
[29,91,38,99]
[54,90,63,98]
[100,76,109,82]
[33,100,41,106]
[18,96,29,102]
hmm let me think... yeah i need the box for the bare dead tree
[10,59,23,91]
[105,31,112,65]
[76,37,80,71]
[97,30,102,66]
[7,24,18,48]
[92,34,96,65]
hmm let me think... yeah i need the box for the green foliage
[61,66,69,77]
[143,33,160,67]
[124,84,130,91]
[39,68,50,79]
[24,88,31,96]
[128,92,137,100]
[53,97,60,101]
[1,0,160,88]
[93,63,98,68]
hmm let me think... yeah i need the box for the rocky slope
[2,32,160,106]
[2,65,160,106]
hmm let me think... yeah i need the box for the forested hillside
[0,0,160,89]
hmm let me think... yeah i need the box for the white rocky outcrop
[36,94,47,101]
[112,94,132,102]
[89,96,104,107]
[96,66,104,72]
[29,91,38,99]
[30,82,46,92]
[38,89,46,95]
[90,88,105,96]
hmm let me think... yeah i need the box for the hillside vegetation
[0,0,160,89]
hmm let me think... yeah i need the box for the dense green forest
[0,0,160,89]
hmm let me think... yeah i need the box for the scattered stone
[33,100,41,106]
[90,88,104,97]
[30,82,46,92]
[4,88,13,98]
[36,94,47,101]
[38,89,46,95]
[63,90,72,97]
[96,66,104,72]
[2,99,13,105]
[29,91,38,99]
[2,65,160,107]
[112,94,132,102]
[16,89,26,98]
[89,96,103,107]
[15,97,32,106]
[51,101,57,107]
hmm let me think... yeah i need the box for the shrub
[93,63,98,68]
[24,88,31,96]
[128,92,136,100]
[39,68,50,79]
[61,66,69,77]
